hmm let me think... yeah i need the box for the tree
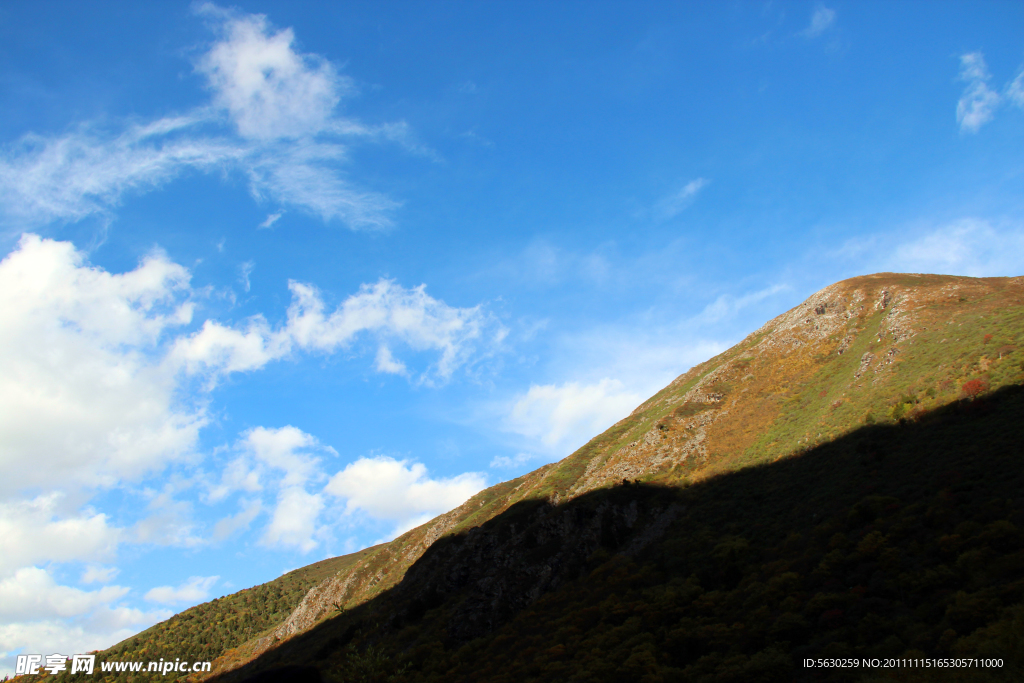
[961,379,988,399]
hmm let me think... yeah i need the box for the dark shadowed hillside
[213,384,1024,682]
[41,273,1024,683]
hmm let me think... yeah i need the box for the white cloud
[829,217,1024,278]
[262,487,324,552]
[243,139,398,228]
[131,489,201,548]
[1006,69,1024,109]
[0,234,203,495]
[656,178,708,219]
[490,452,542,469]
[504,379,642,456]
[244,426,323,488]
[144,575,219,605]
[696,284,789,325]
[0,567,170,678]
[0,565,169,678]
[0,568,128,622]
[212,500,262,541]
[0,118,239,226]
[239,260,254,292]
[375,345,408,375]
[957,52,1001,133]
[803,6,835,38]
[0,231,499,608]
[195,6,346,140]
[80,566,119,585]
[0,494,122,575]
[0,609,169,677]
[325,455,486,536]
[208,427,328,550]
[0,7,405,230]
[258,211,282,229]
[172,278,504,384]
[207,457,263,502]
[886,218,1024,276]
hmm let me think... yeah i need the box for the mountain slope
[222,385,1024,683]
[73,272,1024,681]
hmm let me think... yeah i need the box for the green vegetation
[215,385,1024,682]
[31,273,1024,683]
[48,554,369,683]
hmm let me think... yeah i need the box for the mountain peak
[90,272,1024,681]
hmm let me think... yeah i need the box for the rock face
[204,272,1024,677]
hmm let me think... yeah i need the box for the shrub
[961,379,989,399]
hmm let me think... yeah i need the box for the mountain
[63,273,1024,682]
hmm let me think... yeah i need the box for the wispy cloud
[695,284,789,325]
[831,217,1024,277]
[503,379,642,457]
[238,260,254,292]
[1003,69,1024,109]
[802,6,835,38]
[957,53,1001,133]
[258,212,282,229]
[954,52,1024,133]
[655,177,709,219]
[144,575,219,605]
[0,5,411,230]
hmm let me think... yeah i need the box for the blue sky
[1,0,1022,670]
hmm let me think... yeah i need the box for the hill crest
[89,272,1024,680]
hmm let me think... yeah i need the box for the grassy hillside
[80,552,373,680]
[217,385,1024,682]
[33,273,1023,682]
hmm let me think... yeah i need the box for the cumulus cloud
[80,566,119,585]
[656,178,708,219]
[263,487,324,552]
[172,278,504,384]
[0,495,121,575]
[504,379,642,456]
[144,575,219,605]
[244,426,323,488]
[0,568,128,622]
[209,426,330,552]
[0,566,169,677]
[0,6,406,230]
[957,52,1001,133]
[802,6,836,38]
[325,455,486,536]
[0,234,202,495]
[0,607,169,678]
[0,233,500,670]
[195,6,346,140]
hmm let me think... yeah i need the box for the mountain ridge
[76,272,1024,682]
